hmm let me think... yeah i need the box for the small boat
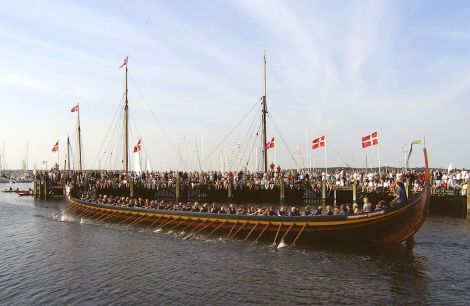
[65,150,431,246]
[17,190,33,196]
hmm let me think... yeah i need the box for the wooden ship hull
[64,180,430,246]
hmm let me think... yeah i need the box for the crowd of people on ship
[77,188,400,218]
[78,193,388,216]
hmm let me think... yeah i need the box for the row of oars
[56,204,307,248]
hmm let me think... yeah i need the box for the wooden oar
[184,220,216,240]
[272,223,283,246]
[228,221,247,239]
[178,219,198,234]
[207,220,227,236]
[276,223,293,249]
[225,221,238,239]
[253,223,270,244]
[244,222,259,241]
[290,223,306,247]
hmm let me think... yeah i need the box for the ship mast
[77,103,83,171]
[67,136,71,171]
[262,51,268,172]
[124,60,129,172]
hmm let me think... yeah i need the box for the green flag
[411,139,422,145]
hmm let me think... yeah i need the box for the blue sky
[0,0,469,171]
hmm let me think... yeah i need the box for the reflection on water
[0,183,469,305]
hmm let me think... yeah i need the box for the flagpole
[377,145,381,175]
[404,146,407,171]
[274,143,277,166]
[77,102,83,171]
[365,153,368,172]
[324,142,327,175]
[305,128,308,172]
[57,140,60,169]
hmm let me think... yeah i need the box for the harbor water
[1,183,469,305]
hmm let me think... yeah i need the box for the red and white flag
[265,137,275,150]
[133,138,141,153]
[71,104,79,112]
[362,131,379,148]
[312,136,325,150]
[51,141,59,153]
[119,56,128,68]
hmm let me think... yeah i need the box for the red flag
[52,141,59,153]
[71,104,79,112]
[265,137,275,150]
[312,136,325,149]
[119,56,128,68]
[133,138,141,153]
[362,131,379,148]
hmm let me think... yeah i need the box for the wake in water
[50,211,75,223]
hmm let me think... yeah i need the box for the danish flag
[265,137,275,150]
[51,141,59,153]
[70,104,79,112]
[312,136,325,150]
[133,138,141,153]
[362,131,379,148]
[119,56,128,68]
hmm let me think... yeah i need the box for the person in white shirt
[362,197,372,213]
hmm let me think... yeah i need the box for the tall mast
[124,61,129,172]
[26,140,29,170]
[67,136,71,171]
[261,51,268,172]
[77,103,83,171]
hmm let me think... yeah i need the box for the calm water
[1,183,469,305]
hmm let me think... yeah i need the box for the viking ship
[65,147,431,246]
[63,55,431,246]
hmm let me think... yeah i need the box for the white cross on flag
[312,136,325,150]
[265,137,275,150]
[362,131,379,148]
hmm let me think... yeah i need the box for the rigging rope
[129,74,183,166]
[201,98,261,166]
[269,65,351,168]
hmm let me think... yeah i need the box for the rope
[129,74,183,164]
[270,65,350,168]
[202,99,260,166]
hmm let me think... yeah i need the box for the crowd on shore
[44,166,437,193]
[39,165,469,201]
[431,170,469,195]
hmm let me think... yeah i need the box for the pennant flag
[361,131,379,148]
[71,104,79,112]
[312,136,325,150]
[133,138,141,153]
[406,143,413,169]
[51,141,59,153]
[265,137,275,150]
[411,139,422,145]
[119,56,128,68]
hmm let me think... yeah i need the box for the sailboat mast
[67,136,71,171]
[77,103,83,171]
[26,140,29,170]
[262,52,268,172]
[124,64,129,172]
